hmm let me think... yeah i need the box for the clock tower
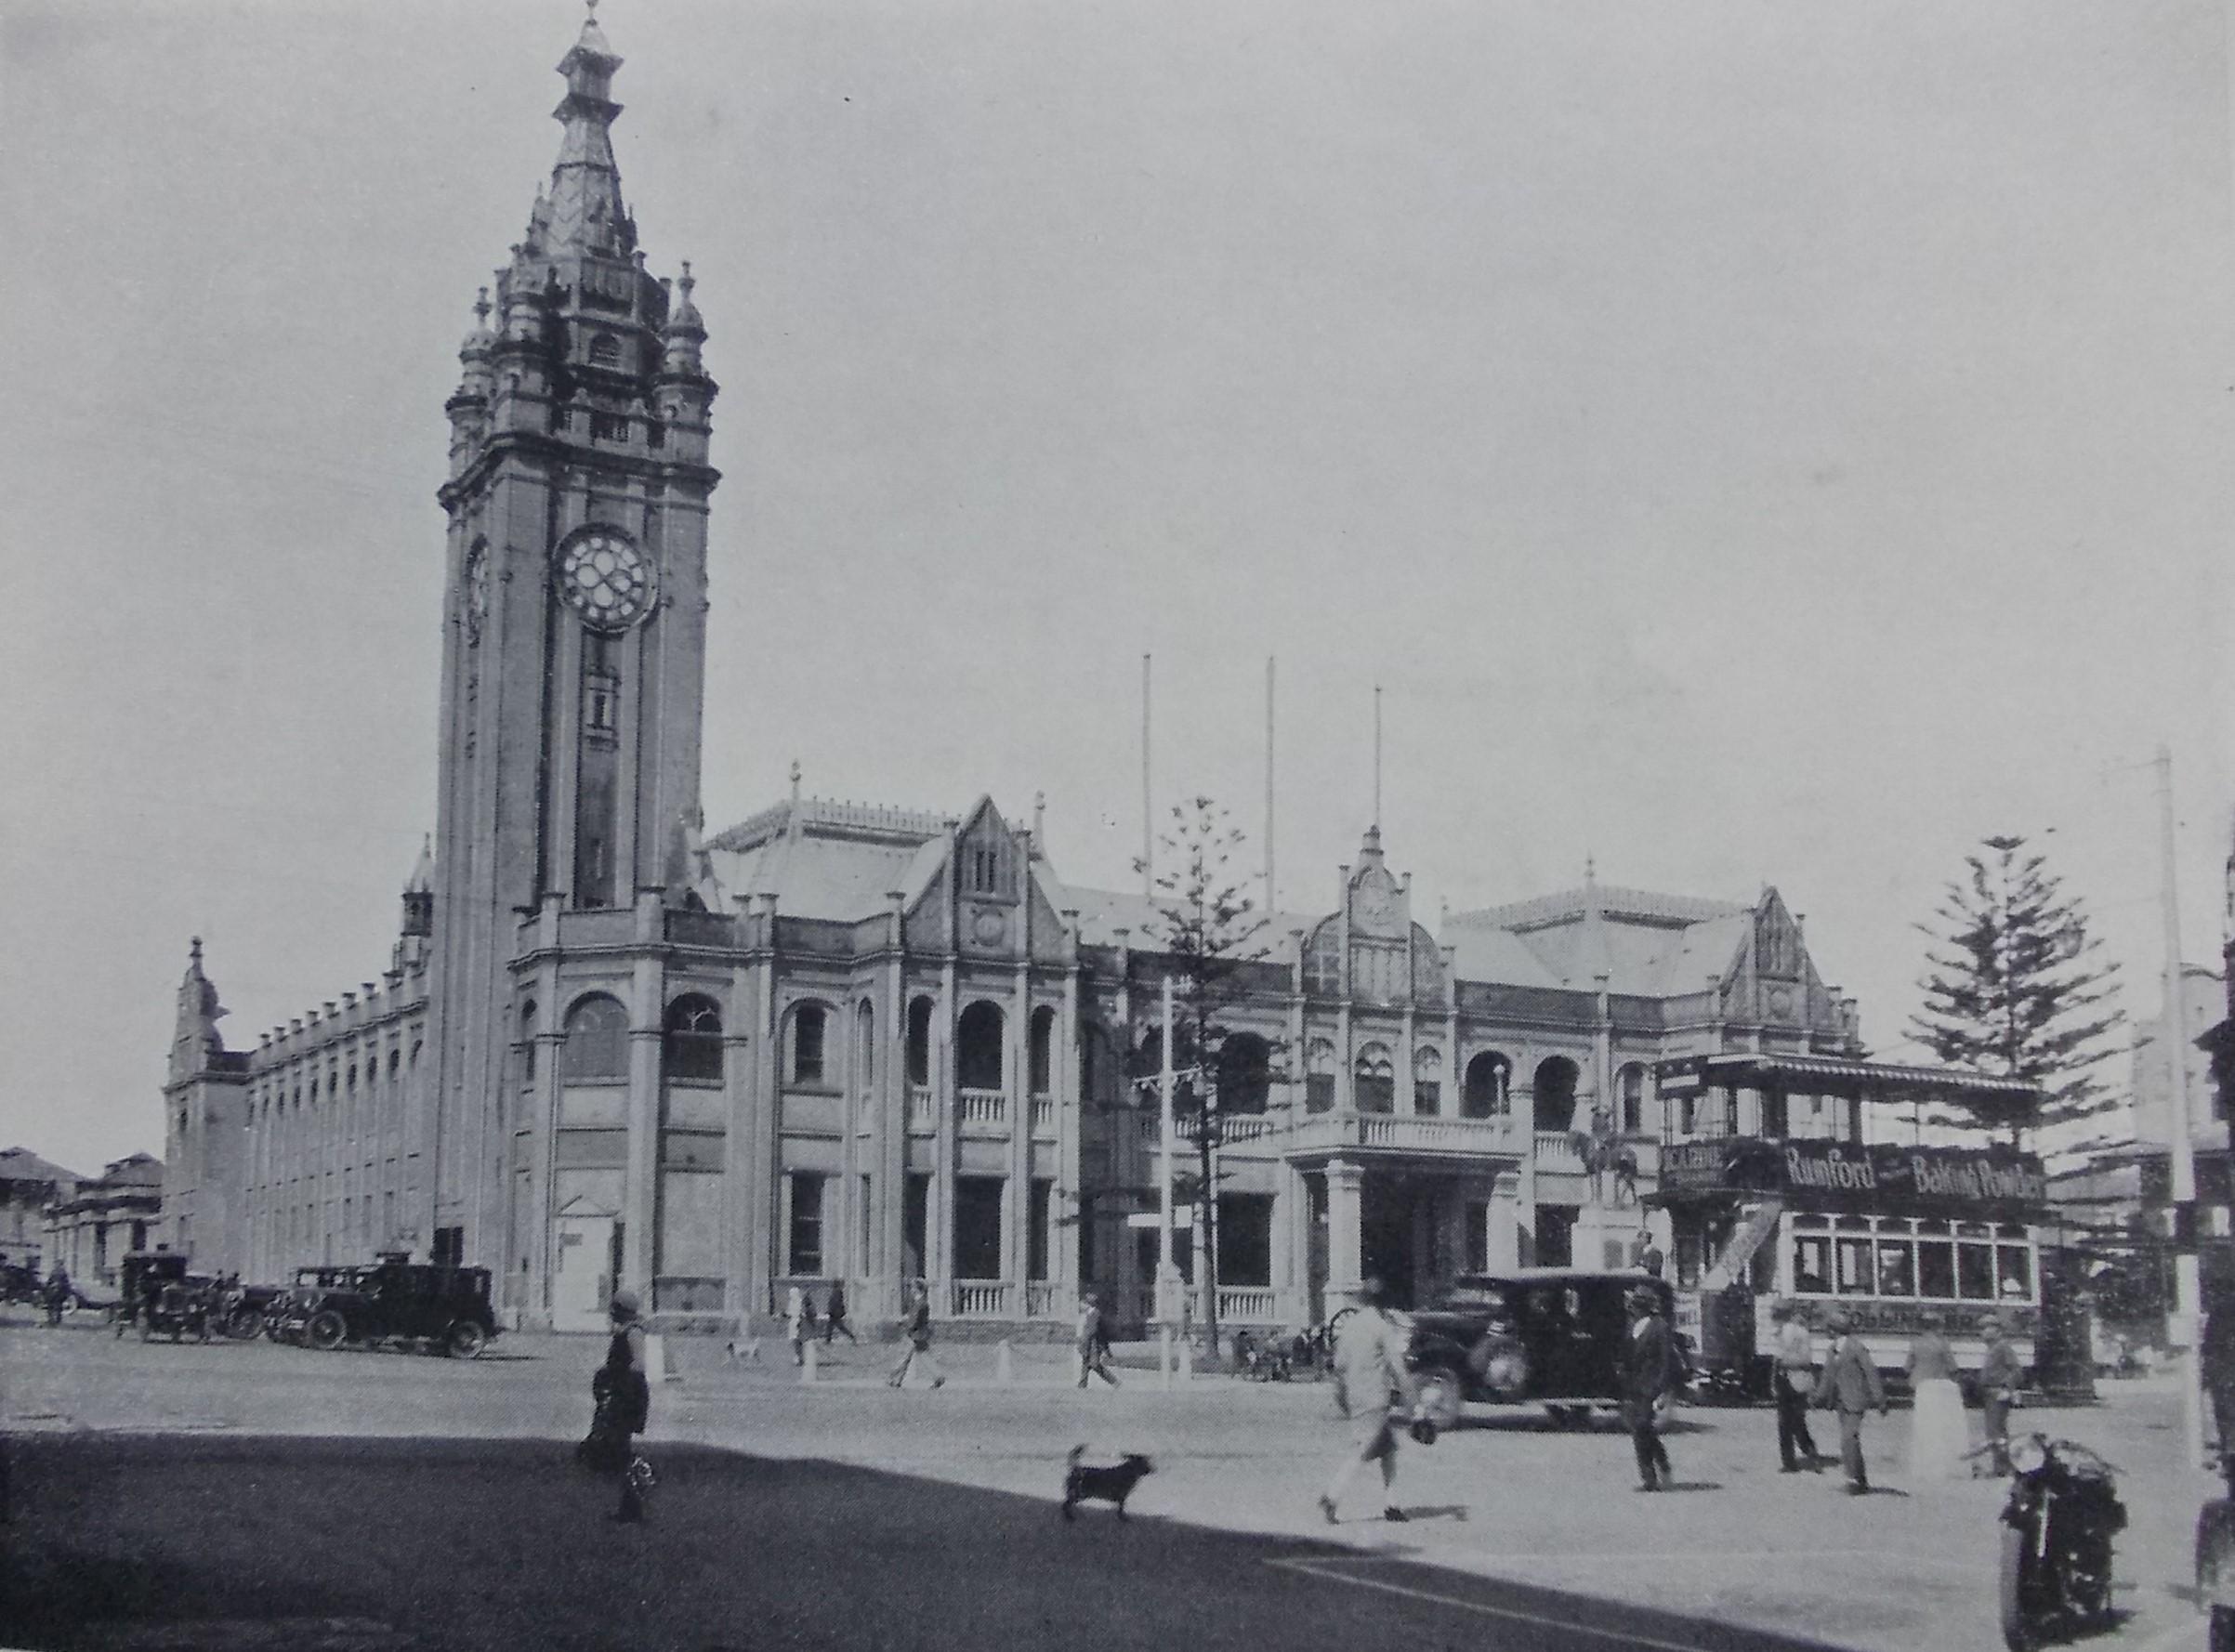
[424,6,718,1265]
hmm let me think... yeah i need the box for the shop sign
[1657,1136,2046,1216]
[1787,1298,2039,1342]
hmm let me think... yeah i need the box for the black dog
[1061,1445,1153,1521]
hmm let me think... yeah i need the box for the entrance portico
[1299,1141,1522,1314]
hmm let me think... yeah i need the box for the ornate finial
[789,759,802,801]
[473,287,491,325]
[585,0,598,13]
[678,259,693,293]
[1584,852,1597,884]
[190,936,204,964]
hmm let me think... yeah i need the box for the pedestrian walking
[1076,1291,1120,1388]
[1769,1301,1822,1472]
[1317,1277,1426,1526]
[1622,1284,1676,1491]
[1903,1327,1966,1484]
[1977,1314,2023,1476]
[41,1265,70,1329]
[1811,1309,1887,1494]
[576,1291,655,1524]
[785,1283,808,1367]
[822,1279,860,1344]
[887,1280,945,1389]
[2204,1291,2235,1457]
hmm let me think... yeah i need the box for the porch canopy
[1660,1051,2041,1133]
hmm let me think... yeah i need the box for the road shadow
[5,1433,1861,1652]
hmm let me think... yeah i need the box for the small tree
[1910,833,2124,1146]
[1132,796,1277,1356]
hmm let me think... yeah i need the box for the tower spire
[535,0,633,262]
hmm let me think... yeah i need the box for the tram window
[1918,1240,1956,1299]
[1834,1237,1875,1295]
[1792,1213,1829,1229]
[1957,1241,1995,1300]
[1914,1218,1951,1236]
[1793,1236,1830,1295]
[1996,1245,2033,1301]
[1876,1240,1915,1297]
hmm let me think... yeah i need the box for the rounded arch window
[561,994,629,1082]
[1532,1055,1580,1134]
[1463,1051,1512,1120]
[518,999,539,1089]
[857,1000,875,1094]
[1029,1005,1058,1097]
[906,996,935,1088]
[789,1002,830,1086]
[664,994,724,1082]
[956,1001,1005,1092]
[1354,1042,1396,1114]
[1305,1037,1338,1114]
[1216,1031,1272,1115]
[588,332,622,369]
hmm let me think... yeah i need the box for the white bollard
[1178,1338,1194,1383]
[645,1332,682,1384]
[995,1338,1015,1386]
[801,1339,818,1384]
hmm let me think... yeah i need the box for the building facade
[0,1147,80,1273]
[164,11,1920,1335]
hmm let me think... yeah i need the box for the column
[619,898,665,1303]
[1057,924,1083,1316]
[1325,1158,1364,1302]
[1489,1168,1523,1271]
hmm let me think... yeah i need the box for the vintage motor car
[269,1265,378,1344]
[111,1251,192,1338]
[287,1260,500,1358]
[1406,1267,1683,1429]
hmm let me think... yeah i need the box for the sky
[2,0,2230,1176]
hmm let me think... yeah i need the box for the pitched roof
[0,1146,82,1186]
[1446,886,1752,994]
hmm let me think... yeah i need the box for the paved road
[0,1311,2215,1652]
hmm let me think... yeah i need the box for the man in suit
[1977,1314,2024,1475]
[1812,1308,1887,1494]
[1769,1300,1822,1472]
[1623,1284,1676,1491]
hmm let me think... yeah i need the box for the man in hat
[1075,1291,1119,1388]
[1812,1308,1887,1494]
[1319,1277,1426,1525]
[1622,1284,1676,1490]
[590,1291,655,1523]
[1977,1314,2023,1476]
[1769,1301,1822,1472]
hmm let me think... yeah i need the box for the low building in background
[0,1147,81,1273]
[46,1153,164,1289]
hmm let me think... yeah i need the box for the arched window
[1305,1038,1337,1113]
[588,332,621,369]
[1617,1063,1646,1135]
[562,994,629,1081]
[1413,1046,1443,1116]
[664,994,724,1082]
[906,996,934,1087]
[518,1000,538,1088]
[790,1003,829,1086]
[1532,1055,1579,1134]
[1029,1005,1057,1097]
[1354,1043,1395,1114]
[1216,1031,1272,1114]
[857,1001,875,1094]
[1463,1052,1511,1119]
[956,1001,1004,1092]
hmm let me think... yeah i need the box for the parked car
[1406,1267,1685,1430]
[216,1280,289,1341]
[111,1252,191,1339]
[286,1260,500,1359]
[269,1265,379,1344]
[139,1276,223,1343]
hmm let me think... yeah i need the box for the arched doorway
[1532,1055,1579,1134]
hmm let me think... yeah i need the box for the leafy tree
[1132,796,1278,1354]
[1910,833,2124,1146]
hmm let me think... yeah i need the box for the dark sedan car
[288,1261,499,1359]
[1406,1267,1684,1429]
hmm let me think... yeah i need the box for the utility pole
[1156,976,1179,1328]
[2159,744,2203,1468]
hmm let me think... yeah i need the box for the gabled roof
[1446,885,1751,994]
[703,795,953,923]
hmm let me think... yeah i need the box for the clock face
[462,544,490,645]
[556,530,655,630]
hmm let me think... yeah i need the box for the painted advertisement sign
[1658,1137,2046,1217]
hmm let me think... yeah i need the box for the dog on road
[1061,1445,1153,1521]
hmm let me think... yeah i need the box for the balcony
[1030,1097,1055,1135]
[958,1089,1007,1133]
[1217,1286,1279,1323]
[1534,1131,1584,1173]
[1023,1282,1058,1318]
[1287,1114,1518,1160]
[906,1085,936,1134]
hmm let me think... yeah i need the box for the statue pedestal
[1571,1203,1643,1273]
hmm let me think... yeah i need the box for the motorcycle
[2195,1452,2235,1652]
[1990,1432,2124,1651]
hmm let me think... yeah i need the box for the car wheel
[228,1308,264,1342]
[447,1320,490,1360]
[306,1310,348,1352]
[1416,1367,1466,1432]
